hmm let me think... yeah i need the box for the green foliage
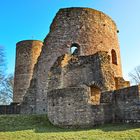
[0,115,140,140]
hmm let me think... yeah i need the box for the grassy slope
[0,115,140,140]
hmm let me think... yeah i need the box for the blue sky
[0,0,140,80]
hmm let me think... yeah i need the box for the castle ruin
[13,8,140,128]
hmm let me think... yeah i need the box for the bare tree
[0,74,14,105]
[0,46,5,84]
[129,65,140,85]
[0,46,13,105]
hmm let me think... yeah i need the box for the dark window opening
[70,43,80,55]
[111,49,117,65]
[90,85,101,105]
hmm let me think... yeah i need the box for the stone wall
[115,77,130,90]
[20,78,38,114]
[48,51,116,92]
[114,85,140,122]
[100,91,114,104]
[101,85,140,122]
[47,87,113,128]
[47,85,140,128]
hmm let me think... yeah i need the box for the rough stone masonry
[13,7,140,128]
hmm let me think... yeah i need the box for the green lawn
[0,115,140,140]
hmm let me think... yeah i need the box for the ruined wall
[46,51,116,127]
[101,85,140,122]
[13,40,43,103]
[47,87,113,128]
[48,51,115,92]
[47,85,140,128]
[115,77,130,90]
[114,85,140,122]
[21,8,122,114]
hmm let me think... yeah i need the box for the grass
[0,115,140,140]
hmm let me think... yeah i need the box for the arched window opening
[111,49,117,65]
[90,85,101,105]
[70,43,80,55]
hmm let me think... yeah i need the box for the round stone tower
[13,40,43,103]
[46,7,122,77]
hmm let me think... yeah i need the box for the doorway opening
[90,85,101,105]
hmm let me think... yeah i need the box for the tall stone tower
[13,40,43,103]
[48,8,122,77]
[21,8,123,114]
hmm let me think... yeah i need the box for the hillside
[0,115,140,140]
